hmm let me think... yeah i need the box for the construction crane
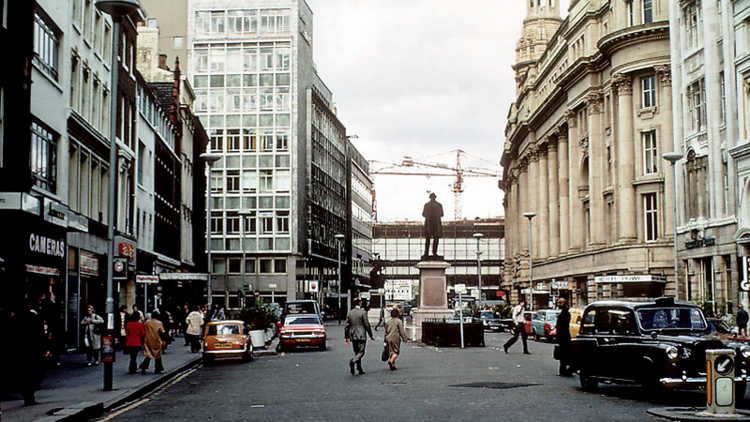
[369,150,502,221]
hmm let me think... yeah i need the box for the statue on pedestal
[422,193,443,259]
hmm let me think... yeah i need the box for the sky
[307,0,570,222]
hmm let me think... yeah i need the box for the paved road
[98,325,738,422]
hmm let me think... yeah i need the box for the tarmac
[0,334,280,422]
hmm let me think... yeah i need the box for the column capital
[611,73,633,95]
[555,126,568,142]
[547,137,558,152]
[655,64,672,86]
[529,147,540,163]
[565,110,578,128]
[585,92,604,114]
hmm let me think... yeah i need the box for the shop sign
[309,280,319,292]
[118,241,136,263]
[0,192,40,214]
[136,275,159,284]
[25,264,60,276]
[29,233,65,259]
[594,275,665,283]
[68,212,89,232]
[43,199,68,228]
[552,281,570,289]
[113,257,128,280]
[80,251,99,276]
[685,237,716,249]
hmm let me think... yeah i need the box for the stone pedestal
[409,260,452,342]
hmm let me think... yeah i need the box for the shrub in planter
[238,299,277,331]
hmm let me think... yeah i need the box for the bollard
[706,349,736,415]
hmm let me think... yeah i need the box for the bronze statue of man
[422,193,444,257]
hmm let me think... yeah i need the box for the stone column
[529,146,539,259]
[512,172,521,255]
[613,74,637,243]
[519,159,529,251]
[539,144,549,260]
[656,65,676,236]
[548,139,560,258]
[558,128,570,255]
[587,93,605,246]
[567,111,582,252]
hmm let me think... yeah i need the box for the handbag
[381,342,389,362]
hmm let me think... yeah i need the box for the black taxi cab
[569,297,750,399]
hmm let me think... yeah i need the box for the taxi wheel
[203,354,214,365]
[242,345,254,362]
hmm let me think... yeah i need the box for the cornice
[597,22,670,57]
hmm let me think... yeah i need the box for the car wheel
[242,345,254,362]
[737,382,747,402]
[533,330,539,341]
[579,369,598,392]
[203,354,214,365]
[319,341,327,351]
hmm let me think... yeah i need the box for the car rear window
[637,307,706,330]
[285,316,321,326]
[208,324,241,336]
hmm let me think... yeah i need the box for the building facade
[348,141,374,296]
[501,0,676,309]
[372,219,505,305]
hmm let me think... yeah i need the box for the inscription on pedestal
[423,277,446,307]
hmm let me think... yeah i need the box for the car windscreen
[284,316,321,326]
[546,313,559,323]
[208,324,242,336]
[637,307,707,330]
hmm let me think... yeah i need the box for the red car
[278,314,327,352]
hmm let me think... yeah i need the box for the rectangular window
[242,170,257,192]
[642,131,658,174]
[260,215,274,234]
[641,75,656,108]
[688,78,706,131]
[211,211,223,234]
[644,193,658,241]
[30,120,57,193]
[210,129,223,152]
[83,0,92,42]
[137,141,145,184]
[259,170,273,193]
[276,211,289,233]
[243,212,257,234]
[103,23,112,63]
[94,11,102,54]
[260,258,273,274]
[228,259,242,274]
[226,129,241,151]
[195,11,210,36]
[226,211,240,234]
[243,129,257,151]
[173,36,183,50]
[211,171,223,193]
[34,12,60,80]
[72,0,82,29]
[626,1,634,26]
[245,258,256,274]
[686,4,700,48]
[210,11,225,34]
[276,132,289,151]
[2,0,8,28]
[720,72,726,124]
[226,170,240,192]
[275,169,290,192]
[642,0,653,23]
[274,259,287,274]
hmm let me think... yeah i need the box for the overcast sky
[307,0,569,222]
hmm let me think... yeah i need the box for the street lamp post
[473,233,484,309]
[663,152,683,301]
[335,233,345,324]
[201,153,222,312]
[95,0,139,392]
[523,212,536,312]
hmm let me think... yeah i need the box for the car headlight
[666,346,679,360]
[741,345,750,359]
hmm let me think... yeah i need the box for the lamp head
[473,233,484,238]
[523,212,536,220]
[95,0,140,17]
[662,152,683,164]
[335,233,345,240]
[200,152,222,165]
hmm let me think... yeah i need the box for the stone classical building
[501,0,676,309]
[670,0,742,314]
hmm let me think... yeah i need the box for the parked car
[524,311,535,335]
[278,314,327,352]
[531,309,560,341]
[283,300,322,319]
[202,320,254,364]
[569,297,750,399]
[569,308,584,338]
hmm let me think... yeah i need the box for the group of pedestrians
[123,310,168,374]
[344,298,408,375]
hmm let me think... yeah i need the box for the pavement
[0,334,279,422]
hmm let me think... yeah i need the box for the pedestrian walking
[3,299,49,406]
[185,305,204,353]
[132,305,145,323]
[125,313,145,374]
[503,300,530,355]
[140,311,166,374]
[211,303,226,321]
[738,304,749,337]
[344,298,374,375]
[39,292,63,366]
[116,305,128,348]
[81,305,105,365]
[384,308,407,370]
[554,298,572,376]
[374,306,385,331]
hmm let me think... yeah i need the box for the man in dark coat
[738,304,749,337]
[554,298,572,376]
[4,299,49,406]
[344,298,374,375]
[422,193,444,257]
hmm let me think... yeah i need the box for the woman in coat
[80,305,104,366]
[140,311,166,374]
[125,313,145,374]
[384,308,407,370]
[185,305,204,353]
[554,298,572,376]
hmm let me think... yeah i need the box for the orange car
[203,320,254,364]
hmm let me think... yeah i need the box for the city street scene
[5,0,750,421]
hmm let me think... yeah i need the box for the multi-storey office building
[501,0,676,309]
[186,0,358,311]
[372,219,505,304]
[348,142,374,296]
